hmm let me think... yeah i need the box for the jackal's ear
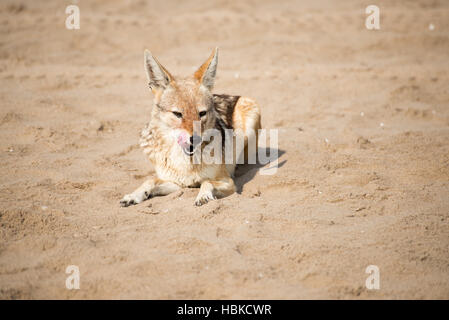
[194,47,218,90]
[144,50,174,92]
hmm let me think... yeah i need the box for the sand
[0,0,448,299]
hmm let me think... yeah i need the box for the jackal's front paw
[120,193,145,207]
[194,191,217,206]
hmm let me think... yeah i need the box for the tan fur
[120,48,261,207]
[233,97,261,165]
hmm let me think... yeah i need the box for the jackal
[120,48,261,207]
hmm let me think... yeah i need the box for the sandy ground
[0,0,448,299]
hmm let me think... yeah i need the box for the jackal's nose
[190,134,202,147]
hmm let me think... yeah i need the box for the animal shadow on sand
[234,147,286,194]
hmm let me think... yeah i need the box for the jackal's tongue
[177,132,189,148]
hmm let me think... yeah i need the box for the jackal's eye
[172,111,182,119]
[199,111,207,117]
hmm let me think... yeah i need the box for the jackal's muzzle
[178,133,202,157]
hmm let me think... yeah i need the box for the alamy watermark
[65,265,80,290]
[365,5,380,30]
[365,265,380,290]
[171,121,279,175]
[65,5,80,30]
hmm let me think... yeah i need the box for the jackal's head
[144,48,219,156]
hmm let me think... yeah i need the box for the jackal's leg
[194,176,235,206]
[120,177,180,207]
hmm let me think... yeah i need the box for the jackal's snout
[190,134,202,148]
[177,131,202,157]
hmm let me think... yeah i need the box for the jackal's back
[213,94,240,129]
